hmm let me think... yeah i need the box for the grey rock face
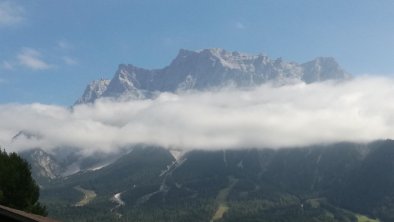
[76,48,350,104]
[301,57,349,83]
[76,79,110,104]
[19,148,63,187]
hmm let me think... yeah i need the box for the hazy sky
[1,0,394,104]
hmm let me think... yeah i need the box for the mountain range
[32,141,392,222]
[75,48,350,104]
[19,49,390,222]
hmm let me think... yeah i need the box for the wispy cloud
[62,56,78,65]
[235,21,245,29]
[3,76,394,154]
[55,41,78,65]
[1,60,14,70]
[0,1,24,27]
[4,46,75,71]
[17,48,51,70]
[56,40,74,50]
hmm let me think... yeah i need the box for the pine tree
[0,149,47,216]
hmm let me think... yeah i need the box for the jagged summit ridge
[76,79,110,104]
[76,48,350,104]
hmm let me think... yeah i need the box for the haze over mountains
[76,48,349,104]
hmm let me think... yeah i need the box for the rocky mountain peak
[301,57,350,83]
[76,48,350,104]
[75,79,110,104]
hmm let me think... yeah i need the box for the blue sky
[1,0,394,105]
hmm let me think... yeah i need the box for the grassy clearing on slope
[212,205,229,221]
[211,176,239,222]
[356,214,379,222]
[74,186,97,207]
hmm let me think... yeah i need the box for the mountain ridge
[76,48,350,104]
[37,141,392,222]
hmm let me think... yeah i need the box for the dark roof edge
[0,205,60,222]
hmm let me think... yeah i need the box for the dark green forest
[0,149,47,216]
[32,142,394,222]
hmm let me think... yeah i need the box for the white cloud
[2,76,394,154]
[17,48,51,70]
[0,1,24,26]
[4,46,74,71]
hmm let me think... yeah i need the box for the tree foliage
[0,149,47,215]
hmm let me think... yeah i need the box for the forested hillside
[33,141,394,221]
